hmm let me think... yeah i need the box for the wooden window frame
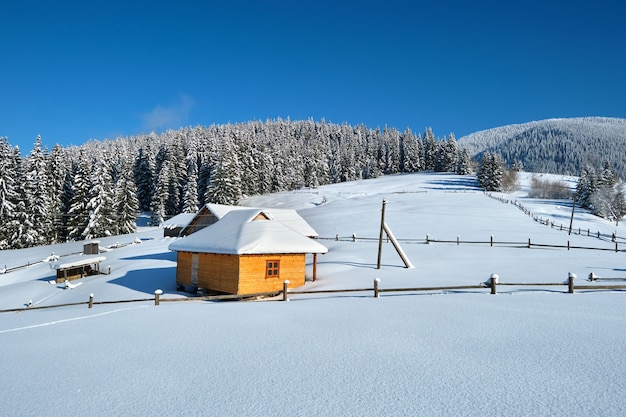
[265,260,280,279]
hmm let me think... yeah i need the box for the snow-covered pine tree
[84,156,117,239]
[47,144,70,243]
[181,148,199,213]
[23,135,54,246]
[599,160,617,188]
[204,140,242,205]
[575,165,597,209]
[435,134,458,172]
[399,128,422,173]
[150,159,171,226]
[477,152,504,191]
[590,180,626,225]
[0,138,19,249]
[422,128,437,171]
[456,148,472,175]
[133,147,155,211]
[382,126,400,174]
[67,151,93,241]
[114,161,139,235]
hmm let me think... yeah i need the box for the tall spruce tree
[67,152,93,241]
[477,152,504,191]
[0,138,19,249]
[114,161,139,235]
[24,135,53,246]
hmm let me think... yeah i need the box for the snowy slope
[1,172,625,417]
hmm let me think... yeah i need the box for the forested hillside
[457,117,626,178]
[0,119,471,250]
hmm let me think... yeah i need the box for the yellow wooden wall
[176,251,306,294]
[238,253,306,294]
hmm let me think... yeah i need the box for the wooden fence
[484,192,625,244]
[2,275,625,314]
[320,233,625,253]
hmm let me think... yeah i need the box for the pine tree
[575,165,597,209]
[456,149,472,175]
[151,159,171,226]
[435,134,458,172]
[24,135,53,246]
[47,145,69,243]
[0,138,19,249]
[182,149,200,213]
[134,147,155,211]
[399,128,422,173]
[590,180,626,225]
[67,152,93,241]
[84,156,117,239]
[477,152,504,191]
[114,162,139,235]
[422,128,437,171]
[205,140,242,205]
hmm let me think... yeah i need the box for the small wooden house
[168,209,327,295]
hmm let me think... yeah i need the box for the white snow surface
[1,172,625,417]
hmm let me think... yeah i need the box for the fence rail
[318,234,625,253]
[2,275,625,315]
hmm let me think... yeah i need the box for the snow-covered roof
[50,255,107,270]
[180,203,319,237]
[160,213,196,229]
[205,204,319,237]
[168,209,328,255]
[205,203,251,219]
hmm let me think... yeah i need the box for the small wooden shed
[160,212,196,237]
[168,209,327,295]
[51,255,106,283]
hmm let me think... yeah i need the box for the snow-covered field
[1,172,625,416]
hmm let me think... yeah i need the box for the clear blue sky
[1,0,625,153]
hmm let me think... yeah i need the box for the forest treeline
[0,119,473,250]
[458,117,626,178]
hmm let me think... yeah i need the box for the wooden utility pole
[568,195,577,235]
[376,199,387,269]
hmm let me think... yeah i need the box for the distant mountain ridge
[457,117,626,178]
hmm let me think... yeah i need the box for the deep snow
[1,172,625,417]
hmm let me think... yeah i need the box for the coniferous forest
[0,119,472,250]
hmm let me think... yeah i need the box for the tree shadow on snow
[424,177,481,191]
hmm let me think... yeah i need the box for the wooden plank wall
[176,251,306,294]
[238,254,305,294]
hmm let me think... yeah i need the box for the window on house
[266,260,280,278]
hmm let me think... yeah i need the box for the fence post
[528,238,531,248]
[490,235,493,247]
[282,280,290,302]
[426,234,429,244]
[352,233,357,242]
[567,240,570,250]
[457,236,460,246]
[616,242,619,253]
[374,278,380,298]
[154,289,163,306]
[588,272,597,282]
[568,273,576,294]
[490,274,498,295]
[88,293,94,309]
